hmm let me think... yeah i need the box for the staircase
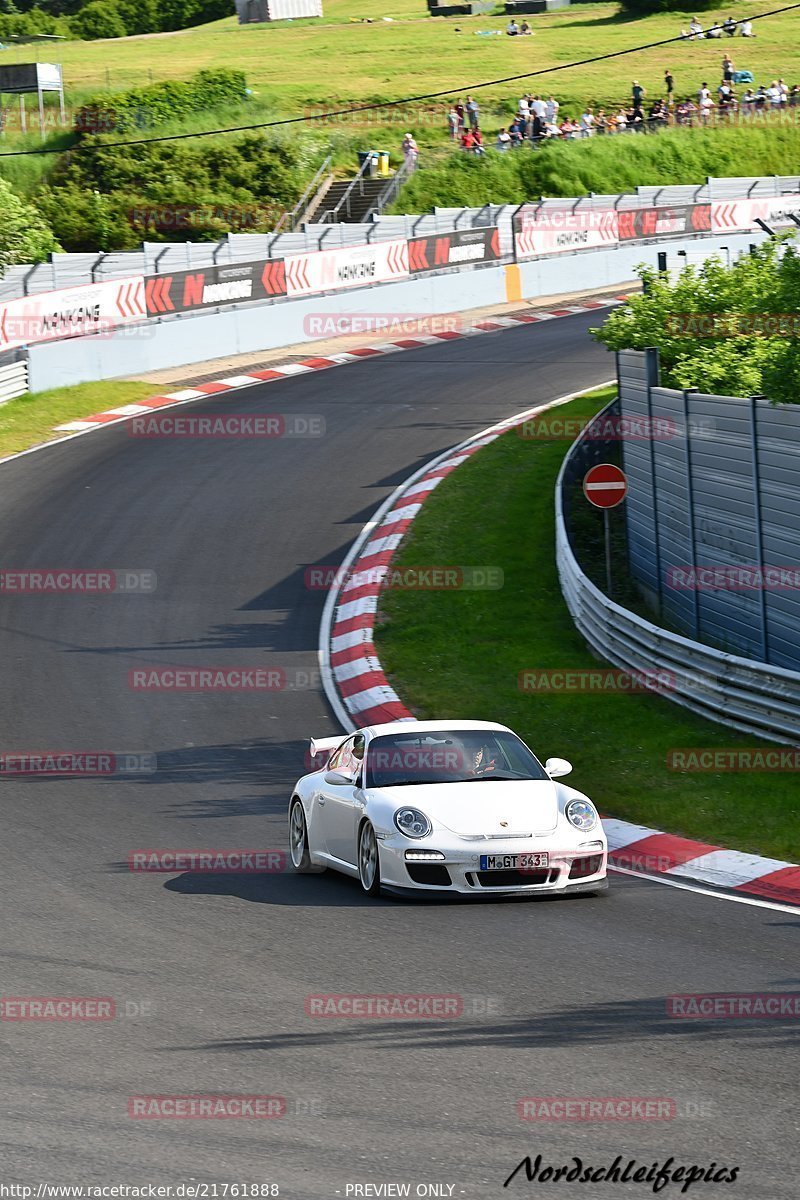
[313,177,388,224]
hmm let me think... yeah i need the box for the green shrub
[74,69,248,134]
[592,239,800,405]
[394,123,800,212]
[0,176,60,266]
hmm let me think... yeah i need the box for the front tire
[289,799,324,874]
[358,821,381,897]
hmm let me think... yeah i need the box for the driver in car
[470,741,501,777]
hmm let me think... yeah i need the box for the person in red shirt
[460,127,476,151]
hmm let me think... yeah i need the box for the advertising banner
[145,258,286,316]
[710,199,770,232]
[0,276,145,353]
[617,204,712,241]
[407,227,501,274]
[514,207,618,260]
[284,239,409,297]
[763,196,800,227]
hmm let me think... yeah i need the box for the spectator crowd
[445,55,800,154]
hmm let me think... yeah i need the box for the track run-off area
[0,311,796,1196]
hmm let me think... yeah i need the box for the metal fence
[0,347,28,404]
[619,349,800,673]
[2,172,799,304]
[556,401,800,745]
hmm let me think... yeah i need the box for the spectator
[740,88,754,115]
[706,22,722,38]
[530,111,546,143]
[509,115,526,145]
[613,107,628,131]
[768,80,782,107]
[507,19,519,35]
[698,81,711,106]
[496,126,511,149]
[472,127,486,154]
[518,94,530,118]
[520,20,532,34]
[628,104,645,130]
[401,132,419,170]
[754,84,767,113]
[595,108,608,134]
[664,69,675,106]
[460,127,476,151]
[632,80,646,108]
[675,97,691,125]
[739,19,754,37]
[455,99,465,129]
[559,115,579,138]
[580,106,595,136]
[779,78,789,104]
[649,98,668,128]
[466,95,479,129]
[699,90,714,121]
[722,54,734,82]
[447,106,459,139]
[531,94,546,120]
[545,95,559,123]
[723,16,737,36]
[689,16,703,38]
[791,84,800,107]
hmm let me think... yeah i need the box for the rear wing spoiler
[309,735,347,761]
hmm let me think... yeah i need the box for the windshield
[365,729,550,788]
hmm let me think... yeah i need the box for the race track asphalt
[0,311,796,1198]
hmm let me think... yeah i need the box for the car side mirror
[324,770,354,786]
[545,757,573,779]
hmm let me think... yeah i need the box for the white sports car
[288,719,607,897]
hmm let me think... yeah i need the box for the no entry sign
[583,463,628,509]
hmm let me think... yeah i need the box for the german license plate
[480,853,549,870]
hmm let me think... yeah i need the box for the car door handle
[318,797,326,806]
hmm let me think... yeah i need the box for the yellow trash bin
[377,151,391,177]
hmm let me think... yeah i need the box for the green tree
[70,1,128,39]
[0,176,59,268]
[591,238,800,405]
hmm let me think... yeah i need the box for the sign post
[582,463,628,597]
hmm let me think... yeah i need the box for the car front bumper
[376,835,608,896]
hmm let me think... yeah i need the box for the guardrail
[556,402,800,745]
[0,348,29,404]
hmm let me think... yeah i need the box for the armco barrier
[556,403,800,745]
[0,348,28,404]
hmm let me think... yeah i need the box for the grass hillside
[4,3,800,127]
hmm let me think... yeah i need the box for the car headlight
[565,799,597,831]
[394,807,432,838]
